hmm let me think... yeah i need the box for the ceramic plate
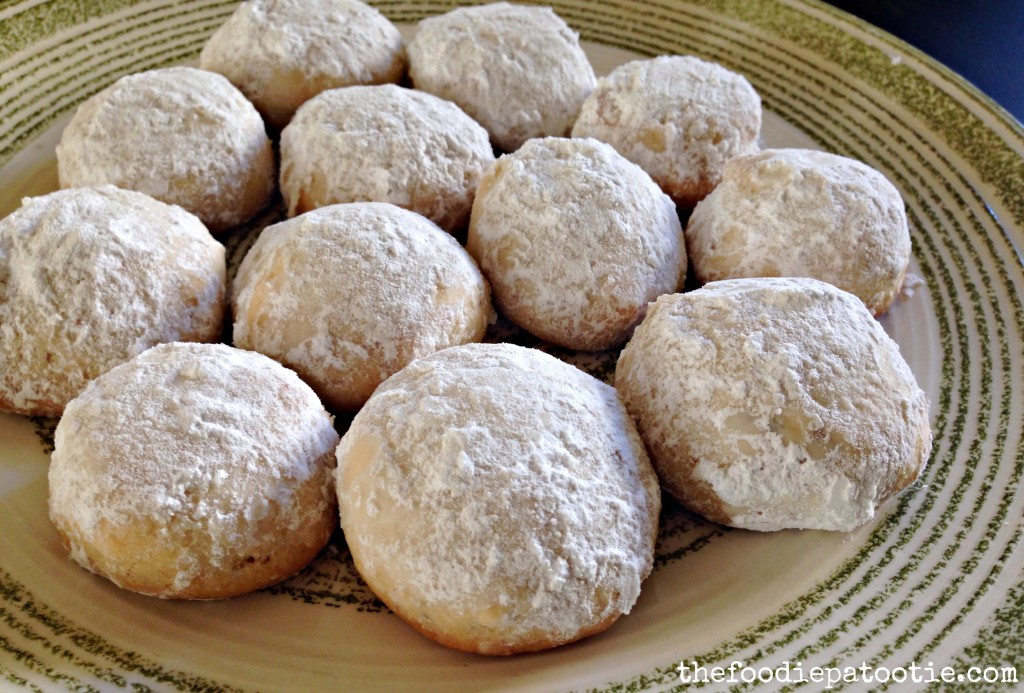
[1,1,1022,691]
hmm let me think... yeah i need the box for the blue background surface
[826,0,1024,123]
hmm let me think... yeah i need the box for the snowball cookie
[615,278,932,532]
[467,137,685,351]
[336,343,660,654]
[408,2,596,152]
[232,202,491,411]
[56,66,274,233]
[199,0,406,130]
[572,55,762,207]
[48,342,340,599]
[685,148,912,316]
[0,186,225,418]
[279,85,494,232]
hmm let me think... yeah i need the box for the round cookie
[48,342,340,599]
[56,66,274,233]
[279,85,495,232]
[199,0,406,130]
[467,136,685,351]
[0,186,225,418]
[336,342,660,655]
[614,278,932,532]
[408,2,596,152]
[232,202,492,411]
[685,148,912,315]
[572,55,762,207]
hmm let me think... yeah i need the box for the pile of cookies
[0,0,932,656]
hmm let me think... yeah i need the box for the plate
[2,1,1023,691]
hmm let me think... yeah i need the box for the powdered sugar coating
[467,137,685,351]
[408,2,596,152]
[685,148,912,315]
[572,55,761,207]
[199,0,406,130]
[336,343,660,654]
[615,278,931,532]
[0,186,225,417]
[48,342,340,599]
[232,202,492,411]
[56,66,275,232]
[279,85,495,232]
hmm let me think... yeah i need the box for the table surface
[825,0,1024,125]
